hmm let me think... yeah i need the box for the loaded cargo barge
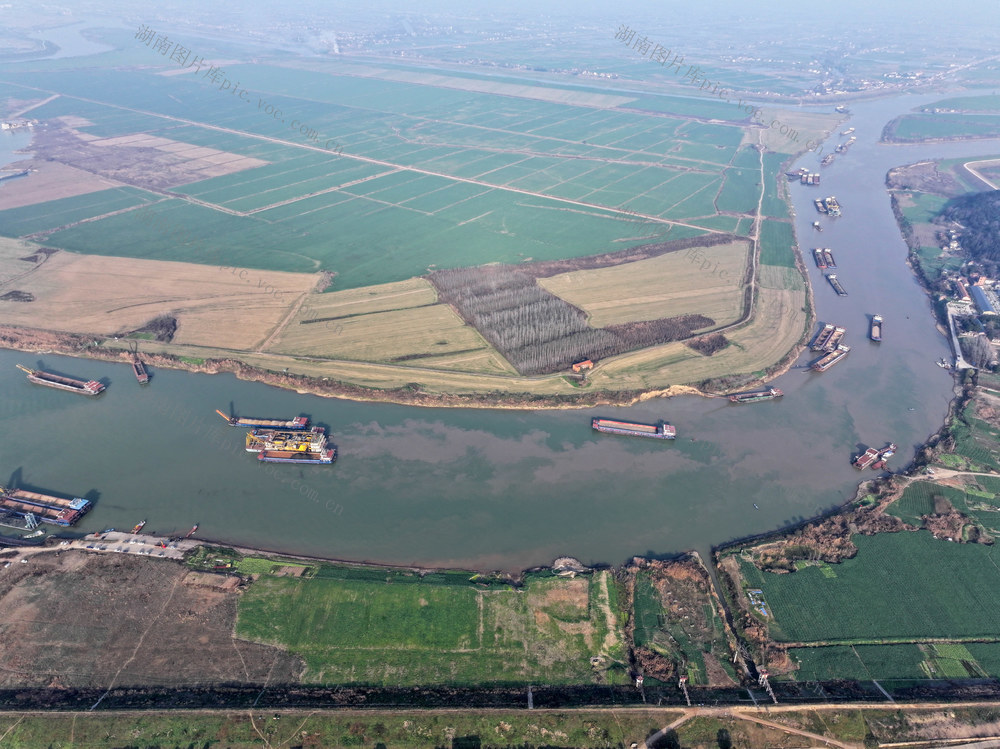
[870,314,883,342]
[0,486,91,527]
[259,446,337,464]
[811,324,845,352]
[729,387,783,404]
[592,418,675,439]
[822,249,836,269]
[218,409,308,429]
[16,364,104,395]
[813,248,827,269]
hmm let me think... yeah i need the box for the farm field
[267,278,512,374]
[920,94,1000,113]
[885,113,1000,142]
[736,531,1000,643]
[0,237,320,349]
[0,40,820,399]
[236,565,625,686]
[539,240,750,330]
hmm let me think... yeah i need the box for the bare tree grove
[429,264,713,375]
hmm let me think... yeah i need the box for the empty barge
[826,274,848,296]
[218,410,308,429]
[592,418,676,439]
[16,364,104,395]
[822,249,836,269]
[729,388,783,404]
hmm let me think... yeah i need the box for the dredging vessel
[810,344,850,372]
[729,387,783,404]
[0,486,91,527]
[217,409,308,430]
[247,426,336,464]
[16,364,104,395]
[591,418,676,439]
[870,314,883,342]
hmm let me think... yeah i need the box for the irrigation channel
[1,90,999,571]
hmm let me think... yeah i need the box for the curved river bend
[1,91,998,570]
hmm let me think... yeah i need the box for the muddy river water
[2,90,999,570]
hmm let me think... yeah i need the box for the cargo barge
[826,274,848,296]
[259,446,337,464]
[246,426,326,452]
[218,409,308,430]
[813,248,827,269]
[870,314,883,342]
[592,417,675,439]
[0,486,91,527]
[16,364,104,395]
[814,199,828,214]
[729,387,783,404]
[132,359,149,383]
[822,249,836,269]
[811,323,835,350]
[810,344,850,372]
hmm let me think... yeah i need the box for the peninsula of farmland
[0,40,838,402]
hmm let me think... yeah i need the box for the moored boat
[810,344,850,372]
[729,387,783,404]
[16,364,104,395]
[217,409,308,429]
[870,314,883,342]
[131,520,146,534]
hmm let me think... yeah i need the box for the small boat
[131,520,146,534]
[185,524,198,538]
[753,503,759,510]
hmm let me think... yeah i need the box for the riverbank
[0,322,773,410]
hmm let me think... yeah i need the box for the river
[1,90,999,571]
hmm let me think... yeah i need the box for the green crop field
[0,55,783,290]
[739,531,1000,643]
[758,220,797,267]
[790,644,927,682]
[236,568,625,685]
[887,113,1000,142]
[886,481,967,526]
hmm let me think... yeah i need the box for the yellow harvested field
[266,277,512,373]
[298,277,438,319]
[746,109,844,153]
[267,303,506,372]
[539,241,750,330]
[0,161,122,211]
[588,286,807,388]
[0,238,319,350]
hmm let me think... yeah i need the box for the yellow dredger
[245,426,327,453]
